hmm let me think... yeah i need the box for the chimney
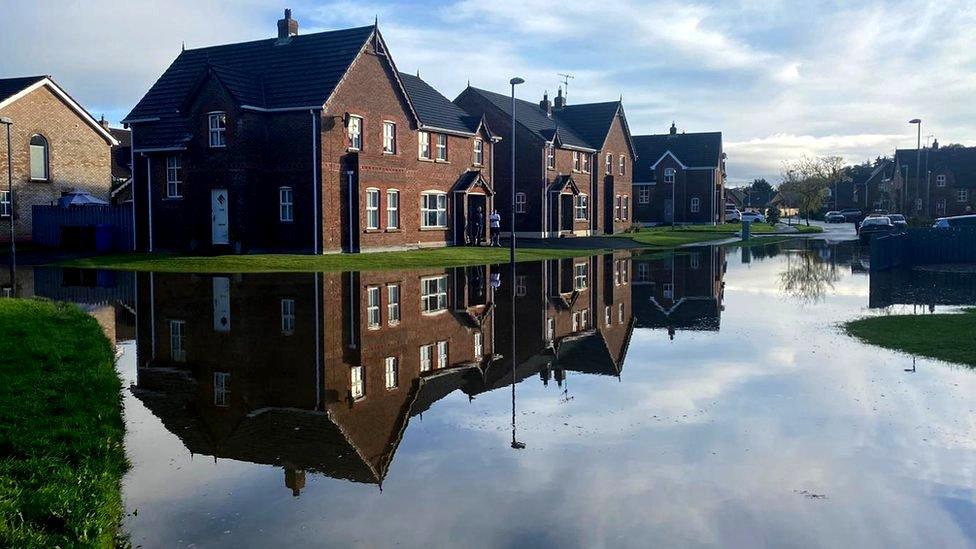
[99,115,110,130]
[554,87,566,109]
[285,468,305,497]
[669,122,677,135]
[932,138,939,150]
[539,91,552,117]
[277,9,298,40]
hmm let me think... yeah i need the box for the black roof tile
[894,146,976,188]
[632,131,723,177]
[0,75,46,104]
[460,87,594,150]
[399,72,480,135]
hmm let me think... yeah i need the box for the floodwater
[8,234,976,548]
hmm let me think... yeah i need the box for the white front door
[211,189,229,245]
[212,277,231,332]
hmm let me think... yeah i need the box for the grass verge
[616,223,821,248]
[0,299,127,547]
[60,246,606,274]
[844,308,976,367]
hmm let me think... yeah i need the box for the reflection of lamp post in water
[509,77,526,451]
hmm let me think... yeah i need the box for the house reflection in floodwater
[630,246,726,337]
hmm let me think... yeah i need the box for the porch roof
[548,174,581,195]
[453,170,494,195]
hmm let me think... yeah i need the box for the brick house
[0,75,118,242]
[891,141,976,218]
[454,87,636,238]
[125,11,496,253]
[631,246,726,336]
[632,124,725,225]
[134,263,497,488]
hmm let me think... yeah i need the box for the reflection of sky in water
[119,243,976,548]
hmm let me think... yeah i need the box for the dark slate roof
[109,128,132,180]
[452,170,493,195]
[549,174,581,194]
[459,87,594,150]
[894,146,976,188]
[0,75,45,104]
[125,25,376,148]
[555,101,628,152]
[555,331,620,377]
[399,72,481,135]
[633,131,723,174]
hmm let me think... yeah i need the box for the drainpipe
[145,154,153,252]
[346,170,355,252]
[310,110,320,254]
[130,127,136,250]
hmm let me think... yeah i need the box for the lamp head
[510,77,525,86]
[909,118,921,124]
[0,117,12,125]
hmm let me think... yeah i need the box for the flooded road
[9,237,976,548]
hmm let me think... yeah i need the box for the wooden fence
[32,204,133,251]
[871,227,976,271]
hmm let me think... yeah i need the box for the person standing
[471,207,484,246]
[489,209,501,247]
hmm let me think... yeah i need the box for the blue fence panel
[31,204,133,251]
[871,227,976,271]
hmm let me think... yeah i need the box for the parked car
[824,211,847,223]
[740,211,766,223]
[933,214,976,229]
[725,209,742,222]
[886,214,908,231]
[859,216,895,243]
[840,208,863,222]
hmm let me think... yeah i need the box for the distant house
[125,11,495,253]
[455,87,636,238]
[632,124,725,225]
[891,141,976,218]
[725,187,745,210]
[103,120,132,204]
[0,75,118,242]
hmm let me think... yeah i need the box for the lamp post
[0,116,14,291]
[910,119,921,215]
[508,77,524,450]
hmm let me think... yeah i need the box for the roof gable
[633,131,722,172]
[0,76,118,145]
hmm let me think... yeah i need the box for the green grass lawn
[844,308,976,367]
[0,299,127,547]
[61,246,605,274]
[617,223,822,248]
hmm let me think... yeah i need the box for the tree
[779,156,844,226]
[749,178,775,208]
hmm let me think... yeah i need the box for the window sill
[385,228,401,233]
[383,151,397,156]
[422,309,447,316]
[347,148,361,153]
[279,220,294,224]
[418,157,434,162]
[420,226,448,231]
[435,159,450,164]
[364,228,382,233]
[209,145,226,150]
[29,178,50,183]
[163,197,184,201]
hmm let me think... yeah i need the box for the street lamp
[0,116,14,289]
[508,76,524,450]
[909,119,921,215]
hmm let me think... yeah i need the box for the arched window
[30,134,49,180]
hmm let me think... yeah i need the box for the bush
[765,207,781,225]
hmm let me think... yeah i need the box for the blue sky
[3,0,975,183]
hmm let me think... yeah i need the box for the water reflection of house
[631,247,726,335]
[133,266,496,492]
[465,252,634,396]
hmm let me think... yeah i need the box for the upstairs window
[619,155,626,175]
[166,155,183,198]
[436,340,448,369]
[421,275,448,313]
[664,168,676,184]
[615,195,622,220]
[622,196,629,220]
[574,262,588,290]
[473,138,484,165]
[638,186,650,204]
[208,113,226,148]
[385,357,398,390]
[366,285,381,328]
[605,153,613,175]
[418,131,431,159]
[387,284,400,325]
[573,151,581,172]
[382,121,396,154]
[420,344,433,372]
[0,190,9,218]
[936,174,946,187]
[169,319,186,362]
[350,366,364,400]
[435,134,448,161]
[581,153,590,174]
[279,186,293,222]
[347,115,362,150]
[691,196,701,213]
[213,372,230,407]
[575,194,588,220]
[29,134,49,180]
[959,189,970,203]
[547,145,556,170]
[474,332,483,359]
[280,299,295,335]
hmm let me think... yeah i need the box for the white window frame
[515,275,527,297]
[386,189,399,229]
[638,186,650,204]
[574,262,588,290]
[0,190,10,218]
[605,153,613,175]
[664,168,676,184]
[691,197,701,213]
[418,131,431,159]
[572,311,580,332]
[690,253,700,270]
[515,192,527,214]
[166,155,183,198]
[387,284,400,326]
[281,298,295,335]
[421,192,447,228]
[618,303,624,323]
[29,134,49,180]
[581,153,590,174]
[208,112,226,148]
[474,332,483,359]
[615,195,622,220]
[547,145,556,170]
[213,372,230,407]
[473,138,484,165]
[382,121,396,154]
[348,115,363,151]
[936,174,946,187]
[169,319,186,362]
[937,198,947,213]
[637,262,649,282]
[366,285,381,328]
[573,151,581,172]
[958,189,969,203]
[420,344,433,372]
[622,195,629,220]
[581,308,589,329]
[350,366,365,400]
[365,188,380,230]
[575,194,588,221]
[663,283,674,300]
[385,356,398,389]
[435,133,448,161]
[546,317,555,341]
[436,340,448,369]
[421,275,448,314]
[619,155,626,176]
[279,186,294,222]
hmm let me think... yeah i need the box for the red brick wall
[0,85,112,241]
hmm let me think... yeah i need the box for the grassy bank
[618,224,821,248]
[61,246,605,274]
[844,308,976,367]
[0,299,127,547]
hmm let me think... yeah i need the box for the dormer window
[347,115,362,151]
[208,113,226,148]
[473,138,484,165]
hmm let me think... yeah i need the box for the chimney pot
[539,91,552,117]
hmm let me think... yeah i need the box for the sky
[2,0,975,184]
